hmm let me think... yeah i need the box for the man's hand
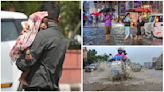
[25,49,32,61]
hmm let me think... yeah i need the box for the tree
[58,1,81,49]
[87,49,97,64]
[96,53,109,62]
[96,55,104,62]
[1,1,42,16]
[103,53,109,61]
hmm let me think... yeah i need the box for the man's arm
[16,32,46,71]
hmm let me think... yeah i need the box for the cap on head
[118,47,124,51]
[118,47,124,54]
[40,2,60,20]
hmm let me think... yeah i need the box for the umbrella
[126,8,151,13]
[91,12,101,17]
[135,8,151,13]
[126,9,135,12]
[99,8,115,13]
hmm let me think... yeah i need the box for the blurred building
[152,57,158,62]
[154,53,163,70]
[83,1,89,13]
[144,62,154,69]
[145,53,163,70]
[92,1,163,16]
[83,47,88,62]
[83,47,88,68]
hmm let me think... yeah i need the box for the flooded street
[83,1,163,91]
[83,63,163,91]
[83,23,162,45]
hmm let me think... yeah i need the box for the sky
[85,46,163,65]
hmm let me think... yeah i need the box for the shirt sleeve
[16,31,46,71]
[112,54,118,60]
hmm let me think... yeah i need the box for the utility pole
[118,1,120,16]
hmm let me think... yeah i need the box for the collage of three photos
[1,0,163,91]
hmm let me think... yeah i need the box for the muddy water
[83,23,162,45]
[83,62,111,84]
[83,62,163,91]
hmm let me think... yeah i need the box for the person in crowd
[88,14,93,25]
[83,12,87,26]
[103,12,113,44]
[136,13,145,40]
[121,50,128,62]
[123,13,132,42]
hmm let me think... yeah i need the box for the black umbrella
[99,8,115,13]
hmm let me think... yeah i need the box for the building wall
[93,1,162,15]
[60,50,81,84]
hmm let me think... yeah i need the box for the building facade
[92,1,163,16]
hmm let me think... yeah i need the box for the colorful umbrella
[91,12,101,17]
[127,8,151,13]
[135,8,151,13]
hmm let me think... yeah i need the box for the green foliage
[96,55,104,62]
[1,1,42,16]
[59,1,81,37]
[103,53,109,61]
[87,49,97,64]
[87,49,109,64]
[96,54,109,62]
[58,1,81,50]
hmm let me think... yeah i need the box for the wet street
[83,63,163,91]
[83,22,162,45]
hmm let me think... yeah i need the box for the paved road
[83,22,162,45]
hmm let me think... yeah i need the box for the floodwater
[83,23,162,45]
[83,62,163,91]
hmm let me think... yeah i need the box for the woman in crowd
[103,12,113,44]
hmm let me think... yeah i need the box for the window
[1,21,19,41]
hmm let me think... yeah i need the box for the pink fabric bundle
[10,11,48,61]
